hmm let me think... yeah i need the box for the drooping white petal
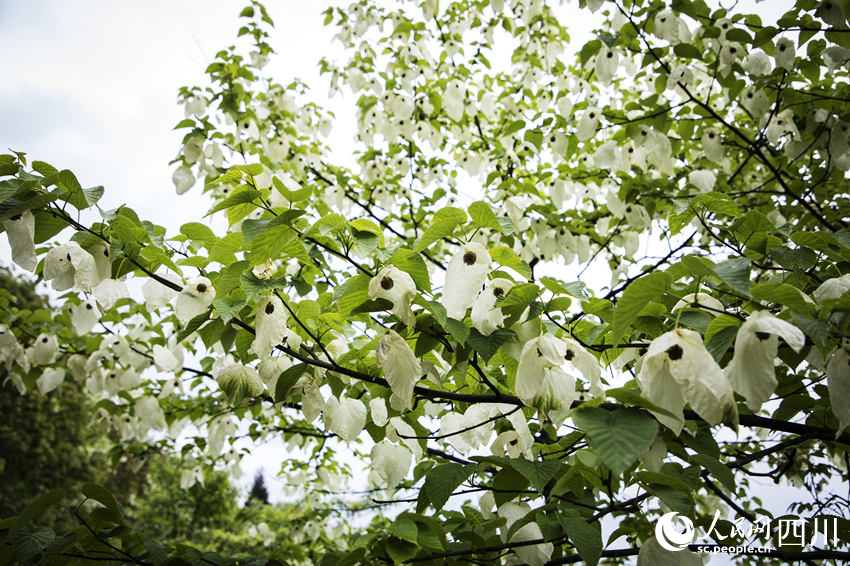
[471,278,514,336]
[688,170,716,193]
[672,292,724,314]
[258,356,291,393]
[175,277,215,325]
[370,397,388,427]
[369,441,411,490]
[43,242,99,292]
[172,165,195,194]
[499,404,534,459]
[251,295,288,358]
[368,265,417,326]
[638,329,735,434]
[3,211,37,271]
[726,311,805,411]
[142,273,181,312]
[93,278,130,311]
[498,502,553,566]
[36,367,65,395]
[387,416,423,459]
[814,274,850,303]
[71,299,100,335]
[301,386,325,423]
[826,343,850,436]
[533,366,578,416]
[515,334,567,403]
[152,344,183,372]
[324,396,367,442]
[88,242,112,283]
[376,330,421,412]
[441,243,491,320]
[563,337,603,397]
[136,396,167,429]
[215,363,264,404]
[32,334,59,366]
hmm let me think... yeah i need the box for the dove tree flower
[725,311,805,411]
[368,265,417,326]
[441,242,491,320]
[637,328,736,434]
[174,277,215,324]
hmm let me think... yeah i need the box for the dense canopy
[2,0,850,564]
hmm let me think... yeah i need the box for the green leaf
[213,297,246,324]
[82,483,122,517]
[13,489,65,526]
[414,207,466,251]
[509,458,561,493]
[466,328,515,362]
[673,43,702,59]
[206,187,261,216]
[334,274,371,316]
[175,310,210,343]
[769,246,817,272]
[385,538,418,564]
[389,248,431,292]
[704,314,741,342]
[562,518,602,566]
[689,454,735,492]
[571,408,657,474]
[392,516,419,545]
[731,210,774,244]
[10,524,54,562]
[612,272,671,344]
[751,283,813,313]
[489,246,532,279]
[712,258,751,295]
[468,201,502,231]
[444,318,470,344]
[423,463,477,511]
[141,538,168,566]
[705,325,738,362]
[274,365,308,402]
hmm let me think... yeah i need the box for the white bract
[369,441,411,490]
[370,397,388,427]
[31,334,59,366]
[498,502,553,566]
[71,300,100,335]
[441,242,491,320]
[826,342,850,436]
[142,274,181,312]
[671,292,724,313]
[725,311,805,411]
[36,367,65,395]
[44,242,98,292]
[172,165,195,194]
[637,328,736,434]
[470,278,514,336]
[252,295,288,358]
[368,265,417,326]
[323,396,367,442]
[175,277,215,325]
[93,278,130,311]
[376,330,421,412]
[2,211,37,271]
[814,274,850,302]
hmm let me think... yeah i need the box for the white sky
[0,0,833,562]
